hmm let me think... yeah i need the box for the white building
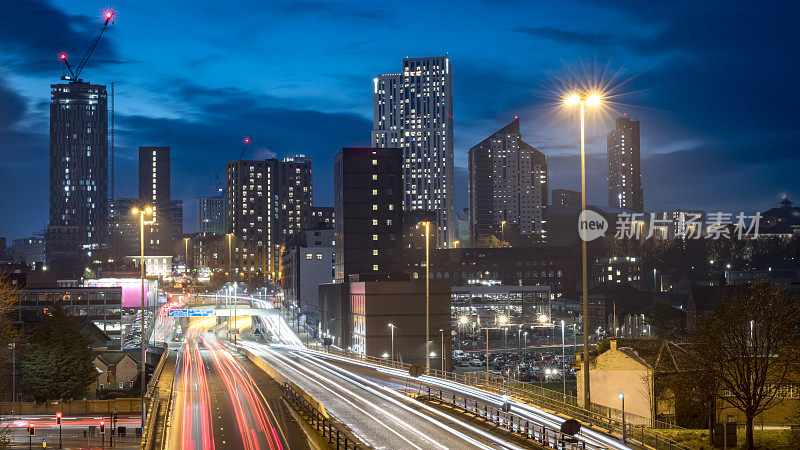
[283,228,335,315]
[372,56,455,248]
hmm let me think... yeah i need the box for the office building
[307,206,334,230]
[607,116,643,211]
[657,210,706,239]
[225,157,312,278]
[138,146,172,255]
[9,237,46,266]
[451,283,551,326]
[48,82,109,275]
[334,148,403,282]
[468,117,548,245]
[15,286,123,347]
[552,189,580,207]
[197,196,226,234]
[281,228,335,315]
[276,156,313,238]
[372,56,455,248]
[107,197,139,261]
[170,199,184,242]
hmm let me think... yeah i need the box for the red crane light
[60,53,67,60]
[104,10,115,20]
[244,137,251,144]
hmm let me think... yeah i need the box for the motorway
[241,340,541,450]
[166,317,300,450]
[241,339,630,450]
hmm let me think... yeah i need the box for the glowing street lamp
[565,91,602,408]
[131,205,153,429]
[388,323,397,362]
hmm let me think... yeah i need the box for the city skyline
[0,0,797,240]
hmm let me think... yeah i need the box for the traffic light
[99,420,105,434]
[56,412,62,425]
[27,423,34,436]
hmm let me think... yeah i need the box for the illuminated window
[373,264,379,271]
[372,250,379,256]
[372,234,378,241]
[372,219,378,226]
[306,253,312,260]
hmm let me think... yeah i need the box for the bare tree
[689,281,800,449]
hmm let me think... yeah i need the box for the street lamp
[422,221,431,372]
[388,323,397,362]
[226,233,234,280]
[619,392,626,444]
[565,91,602,408]
[458,316,469,350]
[439,328,445,371]
[131,205,153,429]
[561,319,567,400]
[184,237,190,267]
[486,315,510,374]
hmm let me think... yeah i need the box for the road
[167,319,299,450]
[241,340,536,450]
[241,339,629,450]
[2,414,141,448]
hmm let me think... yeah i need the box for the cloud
[0,0,123,76]
[276,1,390,22]
[513,27,615,48]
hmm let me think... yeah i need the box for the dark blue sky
[0,0,798,240]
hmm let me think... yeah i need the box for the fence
[311,345,692,450]
[283,382,361,450]
[421,385,593,449]
[0,398,140,415]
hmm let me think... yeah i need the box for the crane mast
[60,10,115,83]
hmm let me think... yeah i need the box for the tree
[21,304,96,402]
[689,282,800,449]
[0,277,24,446]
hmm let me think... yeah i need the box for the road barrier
[311,345,692,450]
[419,385,593,449]
[283,382,361,450]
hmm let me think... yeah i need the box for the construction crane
[212,137,253,193]
[60,9,116,82]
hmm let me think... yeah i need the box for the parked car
[470,358,483,367]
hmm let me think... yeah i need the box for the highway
[167,317,292,450]
[242,339,629,450]
[241,340,535,450]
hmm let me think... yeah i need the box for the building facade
[468,118,548,245]
[197,196,226,234]
[138,146,172,255]
[282,228,335,315]
[307,206,334,230]
[334,148,404,282]
[372,56,455,248]
[552,189,580,207]
[48,82,109,275]
[225,157,312,278]
[607,117,643,211]
[107,197,139,261]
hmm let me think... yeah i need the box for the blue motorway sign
[169,309,214,317]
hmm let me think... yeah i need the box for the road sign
[168,309,214,317]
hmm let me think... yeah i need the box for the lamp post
[184,237,190,267]
[132,205,153,430]
[439,328,445,371]
[233,282,238,344]
[485,315,509,374]
[566,91,601,407]
[388,323,396,362]
[561,319,567,400]
[423,221,431,372]
[458,316,469,350]
[226,233,233,281]
[619,392,626,444]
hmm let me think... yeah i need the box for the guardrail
[420,385,594,449]
[283,382,361,449]
[310,345,692,450]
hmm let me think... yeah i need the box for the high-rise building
[334,148,403,282]
[552,189,580,207]
[468,117,548,245]
[197,196,226,235]
[48,82,109,274]
[276,156,313,239]
[372,56,455,248]
[607,117,643,211]
[307,206,334,230]
[108,197,139,260]
[139,146,172,255]
[170,199,184,242]
[225,157,312,278]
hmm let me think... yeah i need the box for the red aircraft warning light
[244,137,251,144]
[60,53,67,60]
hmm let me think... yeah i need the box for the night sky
[0,0,797,240]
